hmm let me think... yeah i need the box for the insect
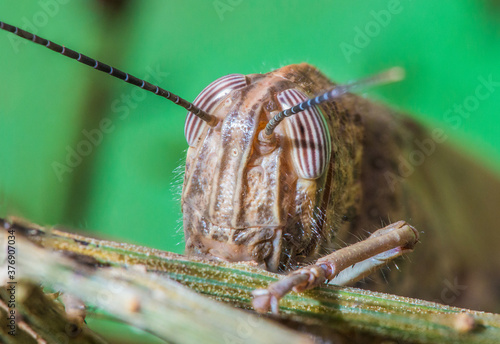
[1,20,500,315]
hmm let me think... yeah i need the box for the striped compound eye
[184,74,248,146]
[277,89,331,179]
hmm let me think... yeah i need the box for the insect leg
[251,221,419,314]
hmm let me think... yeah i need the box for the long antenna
[263,67,405,136]
[0,21,217,126]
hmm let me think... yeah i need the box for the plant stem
[2,218,500,343]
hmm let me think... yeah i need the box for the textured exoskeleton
[182,63,500,312]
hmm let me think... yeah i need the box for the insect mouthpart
[184,212,283,271]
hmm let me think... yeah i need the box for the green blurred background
[1,0,500,341]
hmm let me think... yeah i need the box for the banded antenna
[0,21,217,126]
[262,67,405,137]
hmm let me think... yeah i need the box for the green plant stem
[2,218,500,343]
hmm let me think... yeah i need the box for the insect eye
[276,89,332,179]
[184,74,248,146]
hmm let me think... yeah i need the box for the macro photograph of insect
[1,1,500,343]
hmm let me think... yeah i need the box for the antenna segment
[0,21,216,126]
[263,67,405,136]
